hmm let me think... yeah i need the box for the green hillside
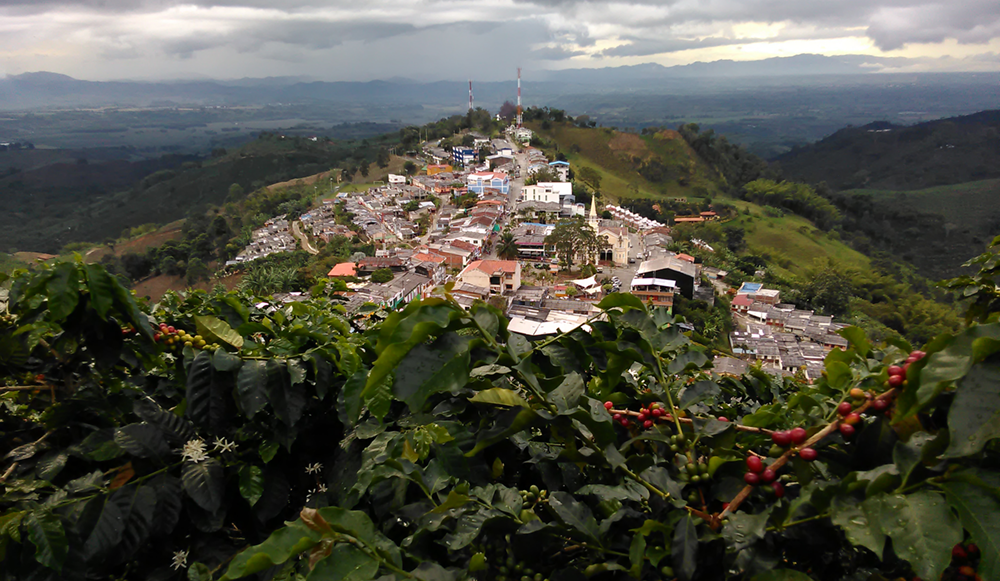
[844,178,1000,233]
[2,134,392,254]
[733,210,871,276]
[775,110,1000,191]
[529,122,723,201]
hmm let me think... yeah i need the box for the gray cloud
[1,0,999,80]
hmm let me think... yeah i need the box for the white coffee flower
[171,548,189,570]
[180,439,209,463]
[317,483,328,493]
[213,437,237,453]
[305,462,323,474]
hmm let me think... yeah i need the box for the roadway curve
[291,220,319,255]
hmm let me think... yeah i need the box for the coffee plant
[0,246,998,581]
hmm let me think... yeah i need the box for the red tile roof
[467,259,519,274]
[327,262,357,277]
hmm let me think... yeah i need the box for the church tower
[588,193,599,230]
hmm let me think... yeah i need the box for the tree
[498,100,517,121]
[359,163,370,178]
[226,183,245,203]
[403,161,417,176]
[376,149,390,168]
[185,256,211,285]
[544,216,609,268]
[496,231,518,259]
[576,166,602,193]
[371,267,394,283]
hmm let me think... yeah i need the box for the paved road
[291,220,319,255]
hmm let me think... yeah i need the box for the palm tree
[497,232,518,260]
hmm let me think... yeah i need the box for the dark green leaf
[598,293,646,312]
[267,360,306,426]
[679,380,719,409]
[722,508,771,551]
[213,349,243,372]
[548,491,600,544]
[628,531,645,579]
[239,465,265,507]
[223,521,320,579]
[393,332,471,412]
[549,373,584,414]
[74,429,123,462]
[831,496,886,557]
[876,491,961,581]
[671,515,698,581]
[182,459,225,513]
[236,360,268,418]
[26,512,67,571]
[114,486,157,562]
[45,262,80,321]
[838,326,871,357]
[307,544,379,581]
[186,350,227,432]
[944,361,1000,457]
[114,423,170,459]
[84,263,116,320]
[134,397,196,444]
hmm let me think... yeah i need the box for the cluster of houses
[606,205,666,230]
[718,282,850,381]
[230,215,296,264]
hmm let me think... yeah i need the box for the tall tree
[544,216,609,268]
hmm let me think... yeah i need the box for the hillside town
[229,126,848,383]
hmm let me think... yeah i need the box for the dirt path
[291,221,318,255]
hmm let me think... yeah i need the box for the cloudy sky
[1,0,999,81]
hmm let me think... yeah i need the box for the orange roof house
[327,262,357,277]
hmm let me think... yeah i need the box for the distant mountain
[775,110,1000,190]
[5,55,997,111]
[538,54,916,83]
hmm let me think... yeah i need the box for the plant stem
[767,512,830,531]
[717,387,897,525]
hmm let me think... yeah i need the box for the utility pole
[516,68,522,128]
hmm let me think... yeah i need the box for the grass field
[733,210,871,277]
[530,123,722,202]
[844,179,1000,231]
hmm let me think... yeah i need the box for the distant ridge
[3,54,998,110]
[775,109,1000,190]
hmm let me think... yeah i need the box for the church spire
[588,193,599,228]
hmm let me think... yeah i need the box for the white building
[387,174,406,185]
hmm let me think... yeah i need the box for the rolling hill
[529,122,723,201]
[1,134,379,254]
[774,110,1000,191]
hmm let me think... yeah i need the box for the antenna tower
[516,68,523,127]
[468,80,474,112]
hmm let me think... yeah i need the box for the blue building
[452,147,477,166]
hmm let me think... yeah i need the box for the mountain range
[3,55,999,111]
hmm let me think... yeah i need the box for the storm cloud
[0,0,998,80]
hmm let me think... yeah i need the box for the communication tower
[516,68,523,127]
[469,80,473,112]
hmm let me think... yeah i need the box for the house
[635,256,698,299]
[458,260,522,295]
[629,277,676,310]
[387,174,406,185]
[714,357,748,377]
[521,183,562,204]
[357,257,407,275]
[327,262,357,278]
[452,147,477,166]
[426,164,453,176]
[548,160,570,181]
[467,171,510,195]
[730,294,754,313]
